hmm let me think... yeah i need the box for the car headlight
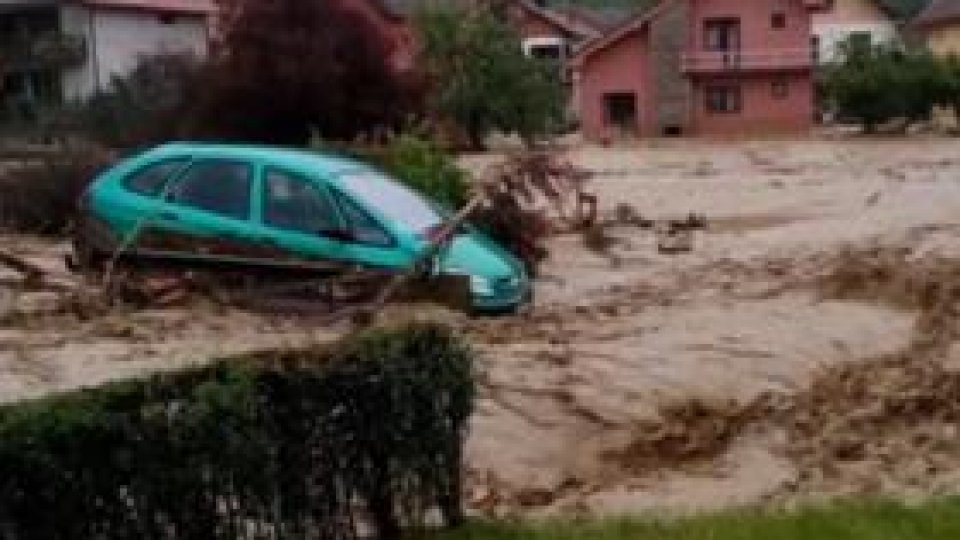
[445,267,494,296]
[469,275,494,296]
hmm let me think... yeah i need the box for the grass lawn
[435,499,960,540]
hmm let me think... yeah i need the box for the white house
[811,0,899,63]
[0,0,213,116]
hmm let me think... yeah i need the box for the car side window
[123,158,189,197]
[333,191,393,247]
[169,160,252,220]
[263,169,341,235]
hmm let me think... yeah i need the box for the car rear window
[123,158,189,197]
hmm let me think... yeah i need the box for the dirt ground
[2,136,959,517]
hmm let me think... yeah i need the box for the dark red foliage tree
[190,0,422,145]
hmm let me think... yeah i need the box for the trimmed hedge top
[0,322,475,539]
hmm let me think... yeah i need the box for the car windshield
[339,171,445,233]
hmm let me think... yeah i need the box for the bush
[0,146,114,235]
[381,134,472,210]
[0,322,475,539]
[63,54,201,149]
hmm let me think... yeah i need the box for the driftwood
[0,249,79,293]
[0,249,45,283]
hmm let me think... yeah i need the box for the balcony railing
[1,33,87,70]
[681,48,814,74]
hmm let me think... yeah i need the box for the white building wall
[60,6,209,101]
[813,21,898,63]
[59,4,96,100]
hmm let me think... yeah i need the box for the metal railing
[681,48,814,73]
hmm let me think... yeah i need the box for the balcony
[681,48,814,74]
[1,33,87,71]
[802,0,834,11]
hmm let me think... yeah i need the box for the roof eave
[571,0,673,68]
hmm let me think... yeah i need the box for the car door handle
[157,211,179,222]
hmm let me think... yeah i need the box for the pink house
[573,0,831,141]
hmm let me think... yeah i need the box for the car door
[256,167,414,271]
[255,167,352,268]
[139,158,267,265]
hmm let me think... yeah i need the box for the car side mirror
[319,227,355,242]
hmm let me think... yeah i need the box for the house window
[523,37,567,61]
[529,44,562,61]
[811,35,821,63]
[705,85,742,113]
[704,18,740,51]
[771,12,786,29]
[772,79,789,99]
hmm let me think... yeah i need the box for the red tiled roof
[553,5,634,32]
[80,0,216,15]
[915,0,960,28]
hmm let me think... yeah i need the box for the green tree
[878,0,931,20]
[897,50,949,126]
[822,39,949,133]
[416,5,564,149]
[937,55,960,128]
[823,41,901,133]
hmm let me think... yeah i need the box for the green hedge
[0,323,474,539]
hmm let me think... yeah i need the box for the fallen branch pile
[472,151,596,275]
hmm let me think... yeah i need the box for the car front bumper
[471,275,533,312]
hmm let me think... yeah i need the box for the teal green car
[74,143,530,311]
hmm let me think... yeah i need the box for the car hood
[438,232,523,280]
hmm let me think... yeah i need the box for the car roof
[149,142,372,177]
